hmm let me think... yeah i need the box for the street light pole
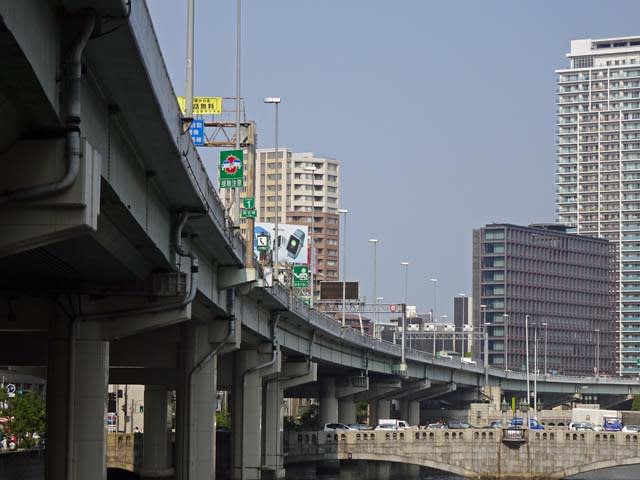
[401,262,409,370]
[369,239,378,323]
[542,322,548,376]
[503,314,509,371]
[525,314,531,404]
[234,0,242,222]
[338,208,348,326]
[185,0,195,117]
[480,304,486,362]
[263,97,281,282]
[595,328,600,377]
[484,322,491,387]
[534,323,538,412]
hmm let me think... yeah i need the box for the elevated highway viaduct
[0,1,639,479]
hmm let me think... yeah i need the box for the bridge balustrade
[285,429,640,479]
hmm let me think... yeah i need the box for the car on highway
[323,423,353,432]
[622,425,640,433]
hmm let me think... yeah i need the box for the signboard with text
[189,119,205,146]
[177,96,222,115]
[292,265,310,288]
[219,150,244,189]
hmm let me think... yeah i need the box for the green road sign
[243,197,255,209]
[292,265,310,288]
[219,150,244,189]
[241,208,257,218]
[256,234,270,252]
[637,358,640,367]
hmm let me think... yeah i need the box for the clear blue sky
[147,0,640,319]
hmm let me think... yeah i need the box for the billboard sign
[254,223,309,264]
[189,119,205,146]
[320,281,359,301]
[177,96,223,115]
[219,150,244,188]
[292,265,310,288]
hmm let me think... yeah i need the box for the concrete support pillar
[319,377,338,426]
[408,401,420,426]
[338,398,356,425]
[175,325,218,480]
[73,339,109,479]
[141,385,173,478]
[368,400,378,427]
[263,379,284,479]
[376,399,391,421]
[46,326,71,480]
[231,348,279,480]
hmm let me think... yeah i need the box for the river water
[285,461,640,480]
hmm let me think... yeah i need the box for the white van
[374,419,410,430]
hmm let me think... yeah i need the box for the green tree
[632,394,640,411]
[216,409,230,429]
[9,392,45,447]
[296,403,319,430]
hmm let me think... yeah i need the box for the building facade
[255,149,341,296]
[472,223,616,375]
[556,37,640,374]
[453,295,473,355]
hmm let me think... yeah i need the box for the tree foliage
[632,394,640,411]
[10,392,46,446]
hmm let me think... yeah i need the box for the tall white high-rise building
[255,148,341,294]
[556,36,640,375]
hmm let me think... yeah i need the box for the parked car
[323,423,353,432]
[426,423,447,430]
[484,420,502,429]
[374,419,411,430]
[622,425,640,433]
[347,423,370,431]
[569,422,594,431]
[603,417,623,432]
[510,417,544,430]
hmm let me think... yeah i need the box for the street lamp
[503,314,509,371]
[484,321,492,387]
[401,262,409,370]
[338,208,348,326]
[263,97,281,282]
[303,166,317,307]
[595,328,600,377]
[369,239,379,322]
[480,304,487,361]
[542,322,548,376]
[525,314,531,404]
[375,296,383,338]
[533,322,538,412]
[430,278,438,322]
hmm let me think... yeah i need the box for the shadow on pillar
[217,429,231,478]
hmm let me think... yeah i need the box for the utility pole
[185,0,195,117]
[234,0,242,223]
[525,314,531,404]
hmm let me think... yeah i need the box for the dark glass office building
[472,223,617,375]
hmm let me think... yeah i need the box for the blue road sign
[189,119,205,146]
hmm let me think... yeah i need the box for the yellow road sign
[177,96,222,115]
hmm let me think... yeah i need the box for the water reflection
[286,461,466,480]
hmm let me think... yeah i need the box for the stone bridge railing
[285,429,640,479]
